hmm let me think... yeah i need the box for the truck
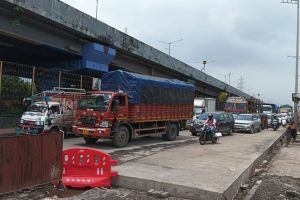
[261,103,279,114]
[193,98,216,120]
[72,70,195,147]
[19,87,85,134]
[279,104,293,114]
[224,97,248,113]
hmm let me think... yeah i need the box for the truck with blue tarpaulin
[73,70,195,147]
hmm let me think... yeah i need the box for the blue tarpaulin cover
[101,70,195,104]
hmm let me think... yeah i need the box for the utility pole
[282,0,299,122]
[228,72,231,97]
[237,76,245,91]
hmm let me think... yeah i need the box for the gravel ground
[234,132,300,200]
[0,185,187,200]
[250,175,300,200]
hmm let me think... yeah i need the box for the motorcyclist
[204,113,217,137]
[273,115,280,124]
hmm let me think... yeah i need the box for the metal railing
[0,61,94,117]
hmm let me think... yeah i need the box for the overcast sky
[61,0,297,105]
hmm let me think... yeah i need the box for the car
[190,112,234,136]
[234,114,261,134]
[232,113,239,119]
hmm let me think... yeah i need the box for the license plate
[83,129,89,134]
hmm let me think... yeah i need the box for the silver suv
[234,114,261,134]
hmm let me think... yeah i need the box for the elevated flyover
[0,0,251,100]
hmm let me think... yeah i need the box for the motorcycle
[198,125,218,145]
[271,119,279,131]
[281,118,287,127]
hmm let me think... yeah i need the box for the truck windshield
[262,106,272,112]
[236,103,246,111]
[78,94,112,112]
[26,104,47,115]
[225,103,234,110]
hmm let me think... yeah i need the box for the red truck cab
[73,91,129,145]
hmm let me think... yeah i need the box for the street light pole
[296,0,299,122]
[201,60,207,72]
[282,0,300,122]
[228,72,231,97]
[96,0,99,19]
[158,38,183,56]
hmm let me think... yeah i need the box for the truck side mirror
[112,100,119,113]
[48,118,52,126]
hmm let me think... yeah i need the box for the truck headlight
[20,119,24,124]
[100,120,109,128]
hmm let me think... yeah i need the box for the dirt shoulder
[235,138,300,200]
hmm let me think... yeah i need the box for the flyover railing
[0,61,96,120]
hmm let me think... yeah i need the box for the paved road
[63,130,197,152]
[63,127,285,163]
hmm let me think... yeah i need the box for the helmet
[208,114,213,120]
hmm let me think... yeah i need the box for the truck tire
[84,137,98,144]
[112,126,129,148]
[163,124,178,141]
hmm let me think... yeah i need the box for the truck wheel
[112,126,129,148]
[163,124,178,141]
[84,137,98,144]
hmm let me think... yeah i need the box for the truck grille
[23,120,34,125]
[80,116,97,126]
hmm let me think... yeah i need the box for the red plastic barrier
[62,148,118,188]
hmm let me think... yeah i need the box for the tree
[0,75,31,116]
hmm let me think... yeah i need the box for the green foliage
[0,75,31,116]
[218,92,228,103]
